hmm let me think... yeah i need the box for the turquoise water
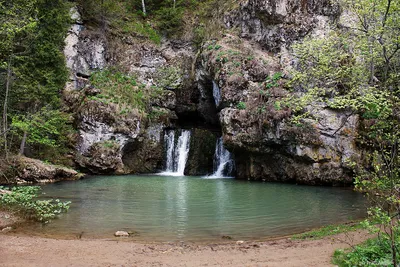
[28,175,366,242]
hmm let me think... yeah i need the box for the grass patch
[90,69,149,113]
[292,222,363,240]
[333,236,400,267]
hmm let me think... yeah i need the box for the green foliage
[121,21,161,44]
[0,0,72,161]
[236,101,246,110]
[154,5,184,37]
[286,32,367,114]
[1,0,71,110]
[286,2,399,264]
[11,107,73,148]
[287,0,399,116]
[265,73,283,89]
[333,235,400,267]
[281,0,400,265]
[0,186,71,223]
[0,0,38,62]
[191,0,239,46]
[90,69,148,112]
[292,222,362,240]
[273,101,282,111]
[77,0,162,44]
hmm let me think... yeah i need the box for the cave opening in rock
[169,75,236,177]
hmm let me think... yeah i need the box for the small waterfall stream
[208,137,234,178]
[212,81,221,107]
[162,129,191,176]
[164,130,175,172]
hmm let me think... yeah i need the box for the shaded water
[27,175,366,242]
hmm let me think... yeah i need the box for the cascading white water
[208,137,234,178]
[174,130,191,176]
[164,130,175,172]
[212,80,221,107]
[161,129,191,176]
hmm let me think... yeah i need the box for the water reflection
[26,175,366,242]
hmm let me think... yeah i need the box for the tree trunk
[173,0,176,9]
[19,131,27,156]
[141,0,146,15]
[3,56,12,159]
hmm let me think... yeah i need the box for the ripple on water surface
[24,175,366,242]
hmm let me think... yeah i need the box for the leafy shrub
[333,235,400,267]
[0,186,71,223]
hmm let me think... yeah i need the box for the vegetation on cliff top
[76,0,237,44]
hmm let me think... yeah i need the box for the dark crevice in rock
[76,72,91,79]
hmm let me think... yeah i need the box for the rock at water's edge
[114,231,129,237]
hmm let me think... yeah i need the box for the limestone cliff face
[63,7,198,174]
[225,0,340,52]
[199,0,359,184]
[63,1,361,184]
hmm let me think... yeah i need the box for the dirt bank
[0,230,369,267]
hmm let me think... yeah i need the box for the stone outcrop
[225,0,341,52]
[14,157,83,184]
[199,29,360,184]
[62,8,195,174]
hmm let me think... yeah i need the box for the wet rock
[121,123,164,174]
[186,129,217,175]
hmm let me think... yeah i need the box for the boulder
[15,157,83,184]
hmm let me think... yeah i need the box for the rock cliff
[62,0,361,184]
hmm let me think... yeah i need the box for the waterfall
[164,130,175,172]
[161,129,191,176]
[208,137,234,178]
[174,130,191,175]
[212,80,221,107]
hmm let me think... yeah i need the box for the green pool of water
[26,175,366,242]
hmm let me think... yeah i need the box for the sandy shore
[0,230,370,267]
